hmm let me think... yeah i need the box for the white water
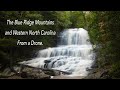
[20,28,95,77]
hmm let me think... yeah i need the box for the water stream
[20,28,95,77]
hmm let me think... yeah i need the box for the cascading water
[20,28,95,77]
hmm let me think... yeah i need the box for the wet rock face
[20,67,51,79]
[44,70,60,76]
[84,68,111,79]
[44,60,51,63]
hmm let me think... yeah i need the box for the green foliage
[53,11,72,30]
[88,11,120,78]
[109,61,120,78]
[0,38,17,47]
[0,51,10,64]
[87,12,100,45]
[70,11,86,28]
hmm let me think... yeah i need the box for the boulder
[44,60,51,63]
[20,67,50,79]
[21,72,28,78]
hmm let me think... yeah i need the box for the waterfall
[20,28,95,76]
